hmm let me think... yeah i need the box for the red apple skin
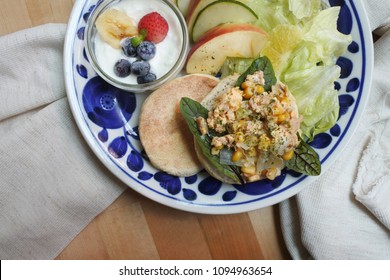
[186,0,201,23]
[186,23,268,75]
[190,23,267,50]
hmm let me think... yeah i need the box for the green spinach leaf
[180,97,244,184]
[285,136,321,176]
[235,56,277,91]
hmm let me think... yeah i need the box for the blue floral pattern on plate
[64,0,373,214]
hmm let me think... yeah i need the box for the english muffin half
[139,74,219,177]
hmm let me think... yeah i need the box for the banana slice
[95,9,138,49]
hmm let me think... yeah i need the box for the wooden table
[1,0,290,260]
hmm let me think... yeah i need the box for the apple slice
[186,0,216,33]
[177,0,192,17]
[191,0,258,42]
[186,23,268,75]
[186,0,203,21]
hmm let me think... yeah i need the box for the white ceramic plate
[64,0,373,214]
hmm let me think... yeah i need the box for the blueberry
[121,37,137,57]
[137,73,157,84]
[137,41,156,61]
[114,59,131,77]
[131,60,150,76]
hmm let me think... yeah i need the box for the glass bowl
[84,0,189,92]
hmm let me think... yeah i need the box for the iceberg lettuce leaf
[302,7,353,65]
[279,7,352,139]
[288,0,321,20]
[283,44,341,139]
[247,0,297,32]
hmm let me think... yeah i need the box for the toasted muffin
[139,74,219,176]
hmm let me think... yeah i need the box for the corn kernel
[245,135,259,147]
[243,87,254,99]
[279,96,289,104]
[241,81,254,89]
[231,150,243,162]
[246,174,261,182]
[232,120,246,133]
[211,147,221,155]
[282,149,294,161]
[234,132,245,143]
[258,135,271,151]
[266,167,278,180]
[247,147,258,157]
[241,165,256,175]
[255,85,264,94]
[277,113,289,124]
[272,103,284,115]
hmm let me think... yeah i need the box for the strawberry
[138,12,169,44]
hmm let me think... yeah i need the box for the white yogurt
[94,0,184,84]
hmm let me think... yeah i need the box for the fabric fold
[0,23,126,259]
[0,24,67,121]
[352,30,390,231]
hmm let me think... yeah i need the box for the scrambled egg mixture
[197,71,301,182]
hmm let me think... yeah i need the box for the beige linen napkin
[280,0,390,259]
[0,24,126,259]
